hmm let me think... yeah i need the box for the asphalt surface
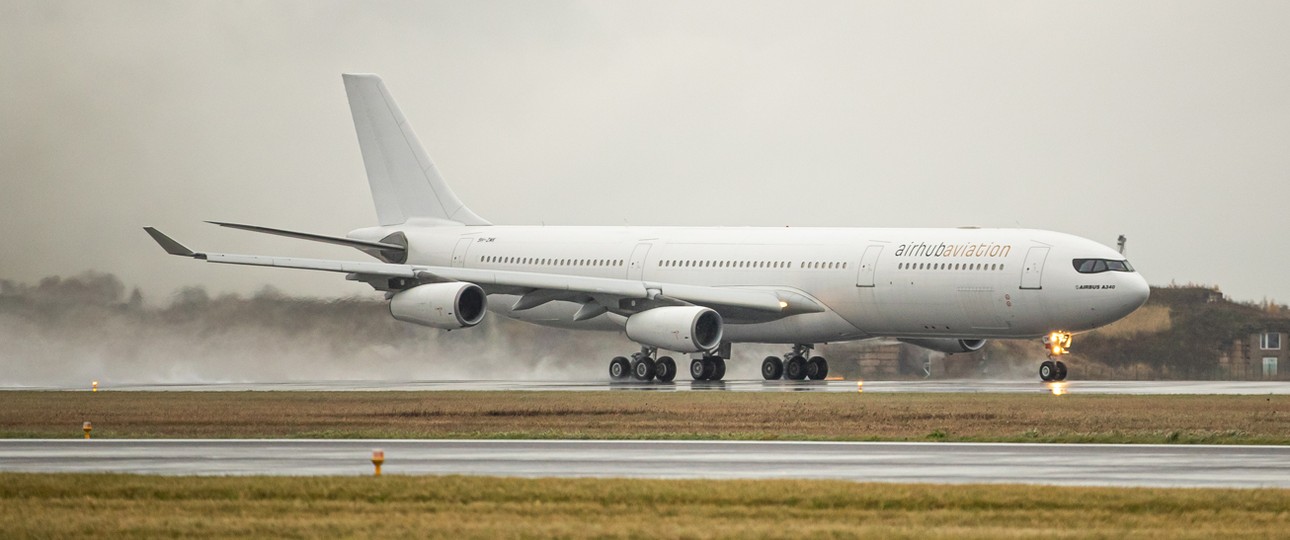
[2,439,1287,488]
[13,379,1290,394]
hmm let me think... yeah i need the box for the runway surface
[11,379,1290,394]
[2,439,1287,488]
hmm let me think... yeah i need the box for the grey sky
[2,1,1288,302]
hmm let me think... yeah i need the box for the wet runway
[13,379,1290,394]
[1,439,1286,488]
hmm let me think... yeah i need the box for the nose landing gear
[1039,332,1072,382]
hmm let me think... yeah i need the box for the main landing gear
[608,346,729,382]
[761,344,829,381]
[1039,332,1072,382]
[688,355,726,381]
[608,346,679,383]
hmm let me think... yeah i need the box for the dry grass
[1,473,1287,539]
[1087,304,1172,339]
[1,391,1288,444]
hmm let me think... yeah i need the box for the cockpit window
[1072,258,1134,274]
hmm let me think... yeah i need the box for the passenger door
[856,245,883,287]
[1020,247,1049,290]
[627,243,652,280]
[450,238,473,268]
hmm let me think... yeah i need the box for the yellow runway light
[371,449,385,477]
[91,381,98,392]
[856,380,864,394]
[82,421,92,439]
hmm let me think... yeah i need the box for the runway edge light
[371,449,384,477]
[82,422,92,439]
[857,380,864,394]
[91,381,98,392]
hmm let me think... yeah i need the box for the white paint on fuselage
[351,224,1150,345]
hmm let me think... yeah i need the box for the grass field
[1,391,1287,444]
[2,473,1287,538]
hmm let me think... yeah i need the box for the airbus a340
[146,74,1149,383]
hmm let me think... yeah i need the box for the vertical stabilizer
[342,73,490,226]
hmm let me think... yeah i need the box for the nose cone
[1116,273,1151,318]
[1130,273,1150,307]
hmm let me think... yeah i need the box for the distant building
[1222,330,1287,379]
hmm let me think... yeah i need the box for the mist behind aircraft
[2,2,1288,303]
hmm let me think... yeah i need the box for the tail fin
[342,73,490,227]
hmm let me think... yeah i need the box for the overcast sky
[2,1,1288,303]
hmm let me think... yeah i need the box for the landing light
[778,301,789,309]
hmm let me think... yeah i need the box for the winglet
[143,227,198,257]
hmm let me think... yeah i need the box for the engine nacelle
[625,306,723,353]
[898,338,987,355]
[389,282,487,329]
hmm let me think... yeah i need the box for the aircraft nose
[1124,273,1150,311]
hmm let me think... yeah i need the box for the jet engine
[898,338,987,355]
[389,282,487,329]
[625,306,723,353]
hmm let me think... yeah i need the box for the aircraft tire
[709,357,726,381]
[655,356,677,383]
[633,357,656,381]
[806,356,829,380]
[761,356,784,380]
[690,358,714,381]
[1055,361,1068,381]
[1039,360,1055,382]
[785,355,807,380]
[609,357,631,380]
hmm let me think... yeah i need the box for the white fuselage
[356,224,1150,345]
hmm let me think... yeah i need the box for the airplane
[145,73,1150,383]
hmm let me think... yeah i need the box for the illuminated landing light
[778,301,789,309]
[1044,332,1073,356]
[1047,382,1068,396]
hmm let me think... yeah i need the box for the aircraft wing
[143,228,824,320]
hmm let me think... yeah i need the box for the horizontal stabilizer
[206,221,406,252]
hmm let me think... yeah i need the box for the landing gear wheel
[633,357,656,381]
[785,355,808,380]
[655,356,677,383]
[690,358,715,381]
[709,357,726,381]
[806,356,829,380]
[761,356,784,380]
[1055,361,1068,381]
[609,357,631,380]
[1039,360,1055,382]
